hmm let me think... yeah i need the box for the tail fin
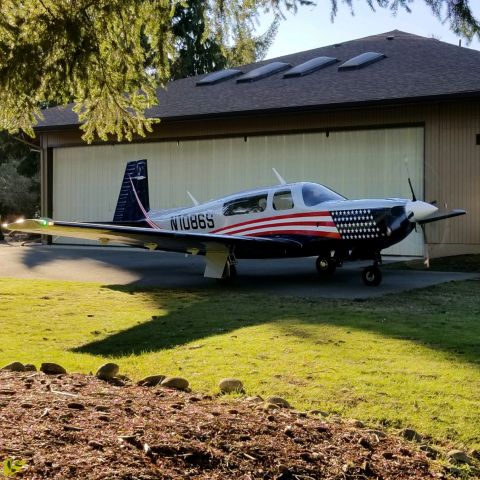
[113,160,150,223]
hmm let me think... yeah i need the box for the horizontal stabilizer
[418,209,466,225]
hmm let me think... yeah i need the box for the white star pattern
[331,209,382,240]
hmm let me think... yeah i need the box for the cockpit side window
[273,190,294,210]
[302,183,346,206]
[223,194,268,216]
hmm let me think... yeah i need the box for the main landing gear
[315,256,337,276]
[216,258,237,285]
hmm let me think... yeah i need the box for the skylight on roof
[284,56,338,78]
[338,52,386,71]
[196,69,242,86]
[236,62,291,83]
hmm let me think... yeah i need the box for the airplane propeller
[404,159,435,267]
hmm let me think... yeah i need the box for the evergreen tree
[0,133,40,223]
[0,0,476,143]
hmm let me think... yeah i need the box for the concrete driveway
[0,243,477,299]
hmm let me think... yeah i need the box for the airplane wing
[418,209,466,225]
[4,219,303,258]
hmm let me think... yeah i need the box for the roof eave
[34,90,480,133]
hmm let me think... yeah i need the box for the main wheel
[362,265,382,287]
[316,256,336,276]
[217,263,237,286]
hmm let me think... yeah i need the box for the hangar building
[35,30,480,257]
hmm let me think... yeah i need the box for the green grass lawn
[0,277,479,450]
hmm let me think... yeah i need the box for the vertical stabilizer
[113,160,150,223]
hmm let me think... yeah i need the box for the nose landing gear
[361,265,382,286]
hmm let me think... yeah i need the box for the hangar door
[53,126,424,256]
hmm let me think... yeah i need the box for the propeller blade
[408,177,417,202]
[422,224,430,268]
[404,158,417,201]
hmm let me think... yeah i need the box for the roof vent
[236,62,291,83]
[338,52,386,71]
[284,56,338,78]
[196,69,242,86]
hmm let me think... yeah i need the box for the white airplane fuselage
[144,182,421,259]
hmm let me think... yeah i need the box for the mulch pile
[0,371,440,479]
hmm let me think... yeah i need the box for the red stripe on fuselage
[211,211,331,234]
[225,221,336,236]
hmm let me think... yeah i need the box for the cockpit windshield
[302,183,346,206]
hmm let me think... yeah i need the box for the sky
[258,1,480,59]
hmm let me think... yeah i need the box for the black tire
[216,263,237,286]
[362,266,382,287]
[316,256,336,276]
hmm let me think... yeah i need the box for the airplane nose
[406,201,438,222]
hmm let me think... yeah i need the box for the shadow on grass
[71,280,480,367]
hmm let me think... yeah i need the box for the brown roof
[37,30,480,130]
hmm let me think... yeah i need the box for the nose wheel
[362,265,382,287]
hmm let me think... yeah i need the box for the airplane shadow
[71,282,480,369]
[4,243,480,366]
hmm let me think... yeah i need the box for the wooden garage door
[53,126,424,256]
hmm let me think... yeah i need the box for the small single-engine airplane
[3,159,465,286]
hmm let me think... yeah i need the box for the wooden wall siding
[39,99,480,254]
[424,102,480,246]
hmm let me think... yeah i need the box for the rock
[265,396,291,409]
[447,449,472,465]
[24,364,37,372]
[67,402,85,410]
[420,444,440,459]
[1,362,25,372]
[295,411,307,418]
[40,363,67,375]
[400,428,422,442]
[160,377,189,390]
[219,378,244,393]
[348,419,365,428]
[109,377,126,387]
[245,395,263,404]
[138,375,166,387]
[96,363,119,380]
[309,409,328,417]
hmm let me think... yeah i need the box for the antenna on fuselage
[272,168,287,185]
[187,191,199,206]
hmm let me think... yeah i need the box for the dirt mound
[0,371,437,479]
